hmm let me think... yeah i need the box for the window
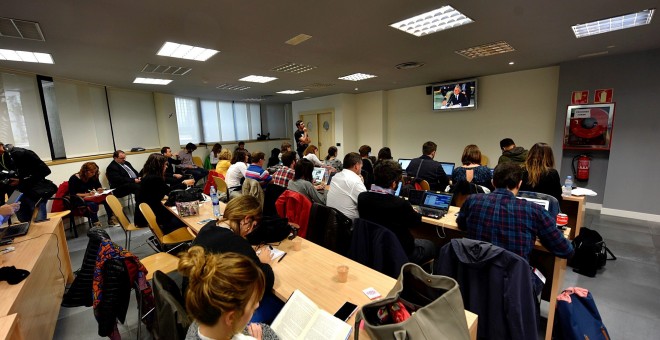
[234,102,249,141]
[249,103,261,139]
[175,97,201,144]
[219,101,235,141]
[201,100,220,142]
[187,98,263,143]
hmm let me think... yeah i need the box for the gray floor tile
[594,214,651,228]
[601,238,657,265]
[597,301,660,340]
[590,220,651,237]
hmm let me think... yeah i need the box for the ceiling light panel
[141,63,191,76]
[239,75,278,83]
[272,62,317,74]
[0,17,45,41]
[390,6,473,37]
[285,34,312,45]
[0,49,53,64]
[217,84,251,91]
[156,41,218,61]
[133,77,172,85]
[277,90,304,94]
[572,9,654,38]
[338,73,377,81]
[455,41,515,59]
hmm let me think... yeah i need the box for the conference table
[174,201,479,340]
[411,194,586,340]
[0,216,73,340]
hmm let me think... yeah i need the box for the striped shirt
[245,164,272,189]
[272,166,295,188]
[456,188,574,260]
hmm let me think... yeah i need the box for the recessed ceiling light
[217,84,251,91]
[455,41,515,59]
[285,34,312,46]
[156,41,218,61]
[338,73,377,81]
[277,90,304,94]
[509,61,515,65]
[133,77,172,85]
[239,75,278,83]
[0,49,53,64]
[572,9,654,38]
[272,62,317,74]
[141,63,191,76]
[390,6,473,37]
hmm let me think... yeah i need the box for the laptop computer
[440,162,455,176]
[418,191,453,219]
[517,197,550,210]
[408,189,426,206]
[0,198,42,240]
[312,167,326,184]
[398,158,412,171]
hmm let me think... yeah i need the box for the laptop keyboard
[420,207,446,219]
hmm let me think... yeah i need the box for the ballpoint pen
[278,253,287,263]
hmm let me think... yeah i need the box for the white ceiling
[2,1,659,104]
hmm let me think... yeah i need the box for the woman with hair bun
[179,247,279,340]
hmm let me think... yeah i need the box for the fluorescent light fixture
[156,41,218,61]
[272,62,317,74]
[390,6,473,37]
[239,75,278,83]
[277,90,304,94]
[338,73,377,81]
[572,9,654,38]
[217,84,251,91]
[509,61,515,65]
[455,41,515,59]
[133,77,172,85]
[243,98,265,102]
[0,49,53,64]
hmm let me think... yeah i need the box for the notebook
[419,191,453,219]
[440,162,455,176]
[0,198,42,240]
[312,167,326,184]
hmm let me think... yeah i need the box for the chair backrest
[517,190,559,219]
[212,176,229,196]
[242,178,264,207]
[419,179,431,191]
[349,218,408,278]
[275,190,312,238]
[192,156,203,168]
[51,181,69,212]
[450,180,486,208]
[263,183,287,217]
[106,195,134,232]
[153,270,191,340]
[139,203,165,242]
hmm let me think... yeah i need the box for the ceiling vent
[395,62,425,70]
[302,83,335,90]
[272,62,317,74]
[455,41,515,59]
[217,84,250,91]
[141,63,191,75]
[0,17,45,41]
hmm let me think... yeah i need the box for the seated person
[521,143,562,203]
[498,138,528,165]
[452,144,493,191]
[326,152,366,220]
[192,195,281,324]
[323,146,343,171]
[234,141,249,154]
[457,163,574,261]
[405,141,450,191]
[303,145,334,173]
[134,153,193,234]
[267,148,281,169]
[287,159,326,205]
[160,146,185,186]
[225,149,249,199]
[446,85,468,107]
[375,147,393,166]
[177,143,209,184]
[179,247,278,340]
[0,203,20,224]
[69,162,116,227]
[214,148,232,178]
[245,152,272,190]
[271,151,296,188]
[106,150,141,198]
[358,160,435,265]
[209,143,222,169]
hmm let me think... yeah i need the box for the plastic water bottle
[562,176,573,197]
[210,185,220,217]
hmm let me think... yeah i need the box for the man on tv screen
[446,85,469,107]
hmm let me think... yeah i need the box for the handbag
[568,227,616,277]
[164,188,204,206]
[356,263,470,340]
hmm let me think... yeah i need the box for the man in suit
[106,150,141,198]
[446,85,468,107]
[405,141,450,192]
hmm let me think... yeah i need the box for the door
[317,112,334,155]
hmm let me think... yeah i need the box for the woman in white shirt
[180,246,278,340]
[303,145,335,173]
[225,149,249,198]
[210,143,222,168]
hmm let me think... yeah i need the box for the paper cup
[337,265,349,283]
[292,238,302,251]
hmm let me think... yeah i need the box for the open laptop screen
[398,159,412,171]
[422,192,452,210]
[440,162,455,176]
[312,167,326,184]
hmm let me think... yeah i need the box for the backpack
[553,287,611,340]
[568,228,616,277]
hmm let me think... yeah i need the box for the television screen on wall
[432,79,477,111]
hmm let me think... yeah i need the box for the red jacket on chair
[275,190,312,238]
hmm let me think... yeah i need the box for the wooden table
[413,205,573,340]
[560,195,586,239]
[0,217,73,340]
[174,201,479,339]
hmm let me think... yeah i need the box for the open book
[271,290,352,340]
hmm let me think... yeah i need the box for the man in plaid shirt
[271,151,296,188]
[457,162,574,260]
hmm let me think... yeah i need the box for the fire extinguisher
[572,154,591,181]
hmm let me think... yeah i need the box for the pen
[278,253,287,263]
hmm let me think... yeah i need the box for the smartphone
[333,302,358,321]
[7,191,23,204]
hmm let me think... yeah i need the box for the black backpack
[568,227,616,277]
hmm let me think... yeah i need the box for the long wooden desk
[560,195,585,239]
[413,203,579,340]
[0,217,73,340]
[175,201,478,339]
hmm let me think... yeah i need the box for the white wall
[356,91,387,149]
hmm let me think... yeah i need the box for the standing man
[406,141,449,192]
[106,150,141,198]
[327,152,366,220]
[294,120,311,158]
[497,138,528,165]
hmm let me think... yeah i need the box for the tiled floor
[53,209,660,339]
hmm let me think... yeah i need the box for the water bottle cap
[567,176,572,179]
